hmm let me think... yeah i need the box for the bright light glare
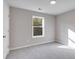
[68,29,75,48]
[58,45,74,49]
[68,29,75,40]
[50,0,56,5]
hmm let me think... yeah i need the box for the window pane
[33,27,42,36]
[33,18,42,26]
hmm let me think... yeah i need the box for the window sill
[32,35,44,38]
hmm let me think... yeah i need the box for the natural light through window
[32,16,44,38]
[68,29,75,48]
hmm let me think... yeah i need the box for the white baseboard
[10,41,54,50]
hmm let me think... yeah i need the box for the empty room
[3,0,75,59]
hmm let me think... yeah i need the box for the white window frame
[32,16,44,38]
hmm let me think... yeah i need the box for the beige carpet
[6,43,75,59]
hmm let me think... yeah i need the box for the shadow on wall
[56,10,75,48]
[62,24,75,48]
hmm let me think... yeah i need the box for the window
[32,16,44,38]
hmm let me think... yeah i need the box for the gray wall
[3,0,9,59]
[55,10,75,46]
[10,7,55,49]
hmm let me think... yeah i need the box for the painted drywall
[3,0,9,59]
[55,10,75,47]
[10,7,55,49]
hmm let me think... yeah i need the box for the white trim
[32,16,45,38]
[6,49,10,57]
[10,41,54,50]
[4,48,10,59]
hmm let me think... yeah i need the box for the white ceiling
[7,0,75,15]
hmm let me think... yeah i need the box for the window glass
[32,16,44,38]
